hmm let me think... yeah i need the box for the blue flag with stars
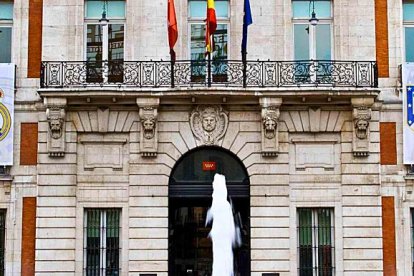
[408,86,414,127]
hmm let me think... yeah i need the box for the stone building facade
[0,0,413,275]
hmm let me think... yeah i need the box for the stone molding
[137,97,160,157]
[45,97,67,157]
[260,97,282,157]
[190,105,229,145]
[351,97,374,157]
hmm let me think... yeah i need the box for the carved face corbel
[352,105,372,156]
[260,100,281,157]
[138,104,159,157]
[262,108,280,139]
[46,106,66,157]
[141,115,156,140]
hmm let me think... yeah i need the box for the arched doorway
[168,146,250,276]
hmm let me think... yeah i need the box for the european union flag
[408,86,414,127]
[241,0,252,59]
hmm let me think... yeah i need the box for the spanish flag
[205,0,217,54]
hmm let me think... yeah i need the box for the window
[84,209,121,275]
[297,208,334,276]
[404,0,414,62]
[0,0,13,63]
[292,0,332,61]
[84,0,125,83]
[0,210,5,276]
[188,0,229,82]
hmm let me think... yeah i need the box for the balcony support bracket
[137,97,160,157]
[260,97,282,157]
[45,97,67,157]
[351,97,374,157]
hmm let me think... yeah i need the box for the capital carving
[260,97,282,157]
[190,105,229,145]
[351,98,374,157]
[45,98,67,157]
[137,98,160,157]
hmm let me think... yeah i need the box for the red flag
[206,0,217,54]
[168,0,178,61]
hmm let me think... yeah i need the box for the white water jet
[206,173,241,276]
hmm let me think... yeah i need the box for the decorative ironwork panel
[41,60,378,89]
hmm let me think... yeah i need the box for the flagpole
[242,49,247,88]
[207,50,212,88]
[170,49,175,88]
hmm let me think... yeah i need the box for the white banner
[402,63,414,164]
[0,64,15,165]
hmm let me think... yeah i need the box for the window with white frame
[292,0,332,61]
[84,209,121,276]
[84,0,125,82]
[297,208,334,276]
[404,0,414,62]
[0,0,13,63]
[188,0,229,82]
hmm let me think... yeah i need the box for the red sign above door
[202,161,216,171]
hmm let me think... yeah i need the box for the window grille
[297,208,334,276]
[84,209,121,276]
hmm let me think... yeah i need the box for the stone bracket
[45,97,67,157]
[260,97,282,157]
[137,97,160,157]
[351,97,374,157]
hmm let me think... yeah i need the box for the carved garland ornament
[190,105,229,145]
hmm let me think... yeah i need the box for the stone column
[136,97,160,157]
[45,97,67,157]
[351,97,374,157]
[259,97,282,157]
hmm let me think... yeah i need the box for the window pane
[86,0,125,19]
[318,209,333,276]
[294,24,310,60]
[316,24,331,60]
[191,24,206,61]
[189,0,228,18]
[106,210,120,275]
[109,24,124,61]
[213,24,227,59]
[0,27,12,63]
[85,210,101,276]
[0,1,13,20]
[87,24,102,62]
[404,0,414,21]
[406,27,414,62]
[86,24,103,83]
[292,0,331,18]
[298,209,313,276]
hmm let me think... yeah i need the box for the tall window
[0,210,5,276]
[292,0,332,61]
[404,0,414,62]
[297,208,334,276]
[411,209,414,275]
[84,0,125,82]
[0,0,13,63]
[188,0,229,82]
[84,209,121,275]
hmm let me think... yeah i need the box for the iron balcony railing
[40,60,378,89]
